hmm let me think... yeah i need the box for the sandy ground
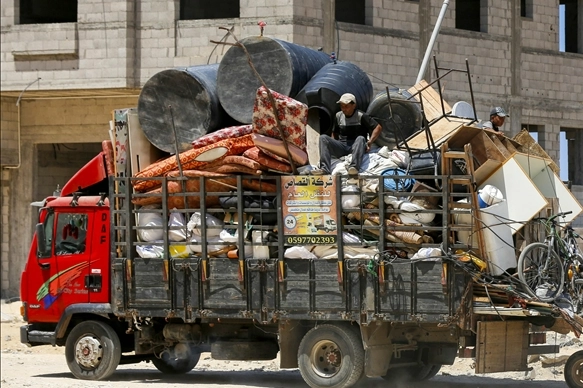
[0,300,577,388]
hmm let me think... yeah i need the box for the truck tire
[381,364,441,382]
[565,349,583,388]
[297,323,364,388]
[211,340,279,360]
[65,320,121,380]
[151,345,200,374]
[423,364,442,380]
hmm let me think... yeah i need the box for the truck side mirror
[35,223,51,268]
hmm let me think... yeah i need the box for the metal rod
[433,56,447,117]
[416,0,450,84]
[465,59,479,122]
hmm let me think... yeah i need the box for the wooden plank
[446,126,507,165]
[476,321,529,373]
[404,118,467,150]
[474,159,502,186]
[512,129,559,173]
[407,80,452,122]
[127,108,165,176]
[306,124,320,166]
[485,132,513,159]
[500,137,520,154]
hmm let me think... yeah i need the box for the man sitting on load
[312,93,382,176]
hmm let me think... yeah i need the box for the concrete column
[579,0,583,54]
[8,141,35,298]
[570,129,583,185]
[322,0,335,54]
[417,0,431,82]
[1,170,11,298]
[508,0,522,138]
[538,124,561,165]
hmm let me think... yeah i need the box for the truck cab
[20,195,111,344]
[20,149,113,347]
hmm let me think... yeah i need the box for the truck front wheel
[65,320,121,380]
[298,323,364,388]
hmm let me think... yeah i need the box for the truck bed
[111,174,472,325]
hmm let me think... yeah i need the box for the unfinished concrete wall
[0,97,18,166]
[2,96,137,298]
[1,0,582,296]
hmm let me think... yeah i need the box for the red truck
[19,141,583,388]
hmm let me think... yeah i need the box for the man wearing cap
[312,93,382,175]
[482,107,509,132]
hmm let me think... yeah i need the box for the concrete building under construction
[1,0,582,298]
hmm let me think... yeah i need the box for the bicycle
[517,211,583,307]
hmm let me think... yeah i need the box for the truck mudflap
[20,303,113,347]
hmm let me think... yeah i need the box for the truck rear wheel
[151,344,200,374]
[382,364,441,382]
[565,350,583,388]
[65,320,121,380]
[297,323,364,388]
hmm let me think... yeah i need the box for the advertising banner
[281,176,338,245]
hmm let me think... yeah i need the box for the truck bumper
[20,324,57,347]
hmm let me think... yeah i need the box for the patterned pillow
[252,86,307,151]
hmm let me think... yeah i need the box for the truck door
[31,210,92,322]
[87,208,110,303]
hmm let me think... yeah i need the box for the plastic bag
[169,244,192,258]
[189,234,225,253]
[411,247,442,262]
[136,242,164,258]
[342,185,361,208]
[284,246,317,259]
[137,205,163,242]
[169,210,189,242]
[187,212,224,237]
[219,228,239,243]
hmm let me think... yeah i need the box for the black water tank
[366,89,423,149]
[295,61,373,135]
[217,36,331,124]
[137,64,227,153]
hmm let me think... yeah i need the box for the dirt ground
[0,300,577,388]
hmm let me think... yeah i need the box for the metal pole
[416,0,450,84]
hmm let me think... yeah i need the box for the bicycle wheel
[518,242,564,302]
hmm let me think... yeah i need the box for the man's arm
[367,124,382,150]
[361,113,382,151]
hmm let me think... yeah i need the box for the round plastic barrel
[295,61,373,135]
[137,64,228,153]
[366,89,423,149]
[217,36,331,124]
[381,168,415,191]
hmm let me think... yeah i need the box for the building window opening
[521,0,533,18]
[455,0,483,32]
[563,128,581,185]
[180,0,240,20]
[560,1,580,53]
[19,0,77,24]
[336,0,367,26]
